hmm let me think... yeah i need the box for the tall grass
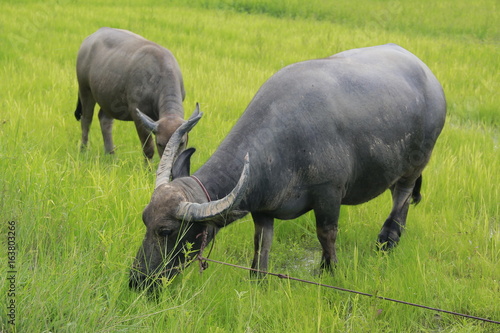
[1,0,498,332]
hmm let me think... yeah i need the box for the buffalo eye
[157,227,173,238]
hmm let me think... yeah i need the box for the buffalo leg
[78,90,96,150]
[98,109,115,154]
[377,180,415,249]
[250,213,274,277]
[313,196,342,272]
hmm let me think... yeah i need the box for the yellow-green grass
[0,1,498,332]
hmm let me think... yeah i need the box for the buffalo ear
[172,148,196,179]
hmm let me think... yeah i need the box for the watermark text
[6,220,17,326]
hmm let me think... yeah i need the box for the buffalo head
[129,105,249,291]
[135,109,187,158]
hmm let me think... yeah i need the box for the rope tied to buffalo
[196,255,500,325]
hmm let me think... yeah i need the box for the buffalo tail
[74,96,82,121]
[411,175,422,205]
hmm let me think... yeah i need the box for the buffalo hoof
[376,231,400,251]
[312,264,336,277]
[104,146,116,155]
[320,260,336,272]
[249,268,268,280]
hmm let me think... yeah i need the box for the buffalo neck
[193,149,247,203]
[174,176,212,204]
[157,93,184,118]
[156,69,184,118]
[191,107,270,209]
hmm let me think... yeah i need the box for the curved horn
[176,153,250,222]
[155,104,202,189]
[135,108,158,134]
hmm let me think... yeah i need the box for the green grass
[1,0,499,332]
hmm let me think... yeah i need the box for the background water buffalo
[130,44,446,290]
[74,27,186,160]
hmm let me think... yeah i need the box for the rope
[191,175,211,202]
[198,256,500,325]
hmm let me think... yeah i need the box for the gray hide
[74,27,186,159]
[130,44,446,290]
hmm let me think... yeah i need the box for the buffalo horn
[155,104,202,189]
[135,108,158,134]
[176,153,250,222]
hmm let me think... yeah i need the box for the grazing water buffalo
[130,44,446,290]
[74,27,186,159]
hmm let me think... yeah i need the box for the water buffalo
[74,27,186,159]
[130,44,446,290]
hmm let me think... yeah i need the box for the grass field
[0,0,499,332]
